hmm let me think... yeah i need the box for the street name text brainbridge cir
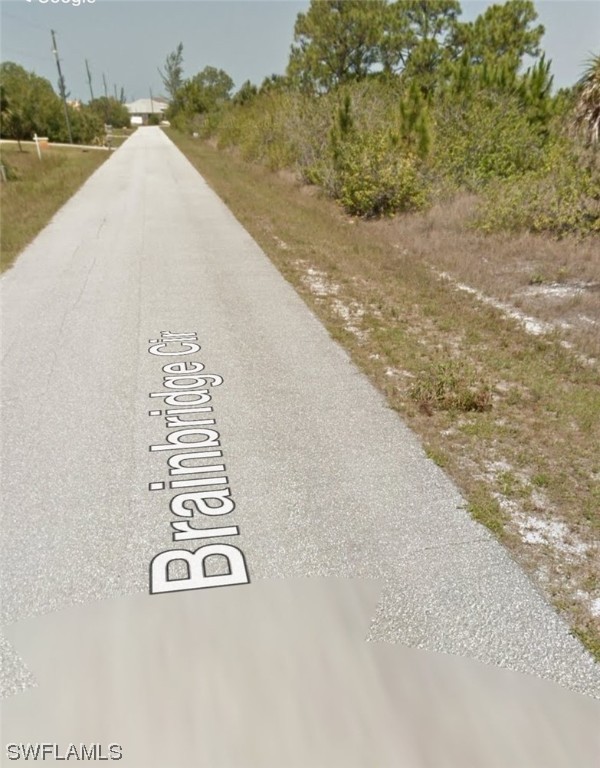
[147,331,249,594]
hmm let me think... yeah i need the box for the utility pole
[85,59,95,102]
[51,29,73,144]
[100,74,110,124]
[113,84,118,101]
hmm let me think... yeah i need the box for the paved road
[1,128,599,766]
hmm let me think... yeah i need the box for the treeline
[168,0,599,236]
[0,62,130,146]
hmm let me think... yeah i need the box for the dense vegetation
[0,62,129,147]
[168,0,599,236]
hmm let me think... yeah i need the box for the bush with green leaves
[333,129,427,217]
[476,141,600,236]
[87,97,130,129]
[211,86,430,216]
[433,92,548,190]
[214,105,245,148]
[169,110,195,134]
[216,93,299,171]
[197,40,598,236]
[1,62,104,145]
[68,106,104,144]
[236,100,293,170]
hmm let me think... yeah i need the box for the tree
[259,74,290,94]
[192,66,234,106]
[0,83,11,142]
[68,105,104,145]
[286,0,463,96]
[438,0,550,123]
[0,84,8,116]
[574,53,600,145]
[0,62,63,148]
[381,0,461,83]
[0,62,105,146]
[158,43,184,101]
[400,0,462,95]
[88,97,130,128]
[450,0,544,73]
[170,66,234,117]
[233,80,258,106]
[517,54,553,133]
[287,0,387,92]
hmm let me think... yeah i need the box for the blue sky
[1,1,598,102]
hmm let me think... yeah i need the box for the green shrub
[169,110,210,136]
[433,92,547,190]
[170,111,193,134]
[214,103,245,148]
[241,106,293,169]
[334,130,427,217]
[215,95,297,170]
[476,141,600,236]
[202,76,599,237]
[87,97,130,129]
[286,95,335,182]
[70,106,104,144]
[200,107,226,137]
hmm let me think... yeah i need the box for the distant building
[125,98,169,126]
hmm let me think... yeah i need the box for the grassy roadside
[108,127,137,149]
[169,130,600,661]
[0,144,109,272]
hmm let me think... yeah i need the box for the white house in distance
[125,97,169,126]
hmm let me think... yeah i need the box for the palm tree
[574,53,600,145]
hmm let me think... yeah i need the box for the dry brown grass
[374,194,600,361]
[169,130,600,660]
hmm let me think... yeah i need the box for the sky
[0,0,598,103]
